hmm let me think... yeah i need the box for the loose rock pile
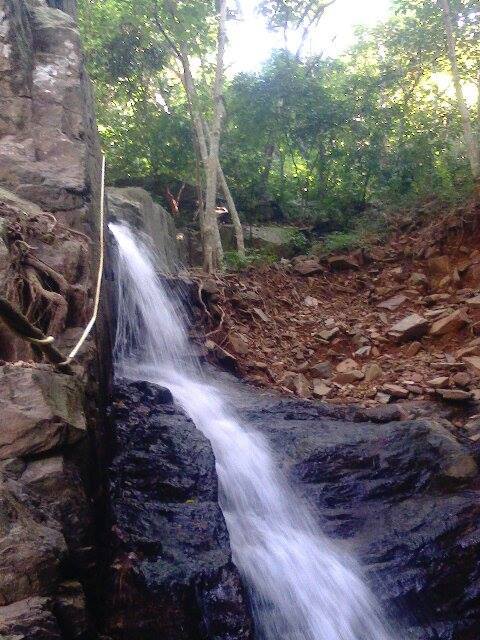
[194,200,480,431]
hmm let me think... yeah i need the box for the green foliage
[321,231,364,254]
[223,248,277,271]
[78,0,480,234]
[286,229,310,255]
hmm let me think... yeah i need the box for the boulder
[0,366,86,460]
[452,372,471,388]
[54,581,90,640]
[388,314,429,343]
[105,381,253,640]
[243,391,480,639]
[405,341,422,357]
[429,309,469,336]
[334,370,364,384]
[284,372,311,397]
[0,483,67,605]
[428,255,451,278]
[303,295,319,308]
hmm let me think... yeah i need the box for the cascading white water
[110,221,396,640]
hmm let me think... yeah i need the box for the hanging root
[0,296,72,373]
[24,267,68,337]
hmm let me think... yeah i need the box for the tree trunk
[217,163,245,256]
[202,0,227,272]
[439,0,480,179]
[179,47,223,267]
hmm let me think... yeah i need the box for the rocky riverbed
[100,372,480,640]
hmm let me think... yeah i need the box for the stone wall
[0,0,105,637]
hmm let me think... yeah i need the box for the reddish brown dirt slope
[192,199,480,420]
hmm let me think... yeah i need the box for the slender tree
[154,0,245,270]
[439,0,480,179]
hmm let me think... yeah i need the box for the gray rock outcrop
[107,187,179,272]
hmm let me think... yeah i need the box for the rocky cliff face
[0,0,104,637]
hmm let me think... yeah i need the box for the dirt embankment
[192,198,480,430]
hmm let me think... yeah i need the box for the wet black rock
[103,380,252,640]
[238,395,480,640]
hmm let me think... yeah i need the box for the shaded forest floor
[190,196,480,430]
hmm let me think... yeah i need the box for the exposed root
[24,267,68,337]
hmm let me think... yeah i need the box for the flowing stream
[110,221,395,640]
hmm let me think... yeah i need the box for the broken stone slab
[430,362,466,371]
[293,259,324,276]
[375,392,391,404]
[229,333,250,355]
[336,358,359,373]
[253,307,270,322]
[409,272,428,287]
[435,389,473,402]
[377,294,407,311]
[388,314,430,343]
[429,309,469,336]
[383,384,409,399]
[364,363,383,382]
[327,254,360,271]
[456,346,480,358]
[334,370,364,384]
[283,372,311,398]
[354,345,371,358]
[405,341,423,357]
[0,365,86,460]
[318,327,339,341]
[303,295,319,307]
[310,361,332,379]
[312,379,331,398]
[463,355,480,374]
[466,295,480,309]
[0,596,61,640]
[427,376,449,388]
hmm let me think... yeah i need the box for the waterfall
[110,221,396,640]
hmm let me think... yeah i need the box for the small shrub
[223,248,277,271]
[322,231,362,254]
[286,229,310,255]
